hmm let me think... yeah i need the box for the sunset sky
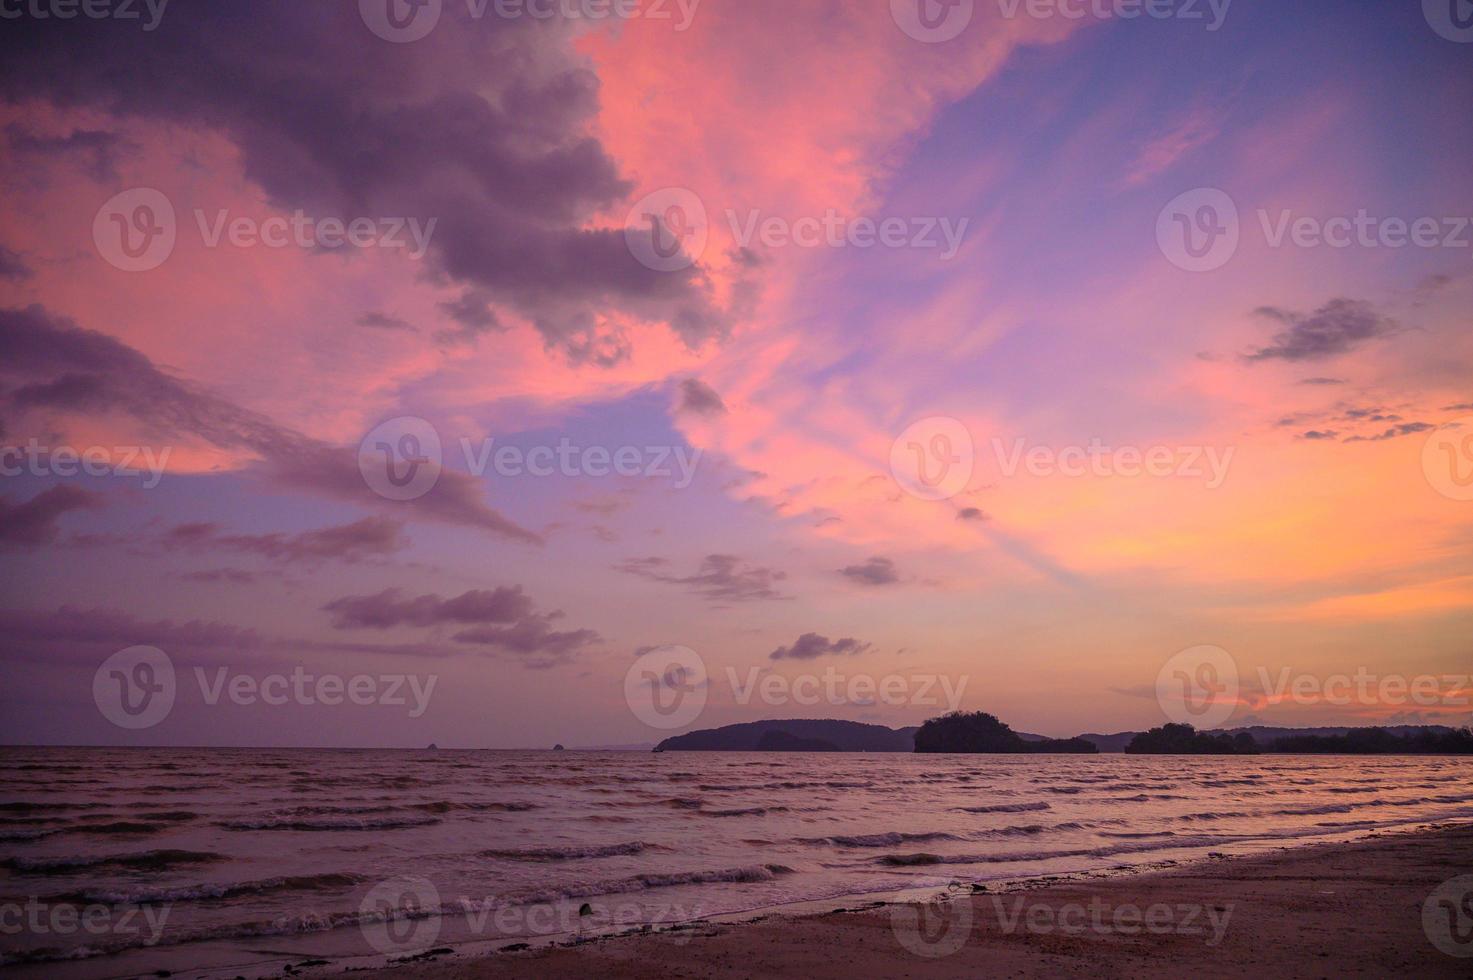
[1,0,1470,747]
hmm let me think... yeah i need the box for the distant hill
[1076,732,1140,753]
[1080,724,1459,753]
[653,719,917,752]
[651,718,1465,754]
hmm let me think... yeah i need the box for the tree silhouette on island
[913,711,1097,754]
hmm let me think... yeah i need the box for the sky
[0,0,1470,747]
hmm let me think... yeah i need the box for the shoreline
[344,821,1473,979]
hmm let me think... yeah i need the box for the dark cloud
[451,618,598,664]
[615,553,789,602]
[0,4,741,364]
[0,485,101,548]
[956,507,989,522]
[1297,377,1344,386]
[4,123,132,182]
[769,632,873,661]
[1444,403,1473,413]
[0,305,539,542]
[436,289,505,345]
[357,312,415,332]
[321,585,597,665]
[164,516,408,564]
[0,605,264,666]
[323,586,536,629]
[1300,430,1338,440]
[0,245,30,281]
[838,555,899,586]
[1243,299,1399,362]
[1343,422,1436,442]
[677,378,727,417]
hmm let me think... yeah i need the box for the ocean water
[2,747,1471,978]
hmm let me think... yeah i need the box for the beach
[368,822,1473,979]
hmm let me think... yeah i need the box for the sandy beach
[367,822,1473,979]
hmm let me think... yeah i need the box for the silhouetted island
[1125,723,1259,754]
[913,711,1097,754]
[755,730,840,751]
[650,716,1472,755]
[1267,726,1473,754]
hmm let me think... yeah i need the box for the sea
[2,746,1471,978]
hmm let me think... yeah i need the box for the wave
[75,871,365,905]
[0,827,62,841]
[217,815,441,831]
[799,831,963,848]
[957,801,1050,814]
[0,801,106,812]
[410,800,538,813]
[481,841,649,861]
[0,865,797,967]
[507,864,796,905]
[4,849,226,874]
[878,835,1228,867]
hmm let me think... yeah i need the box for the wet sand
[363,822,1473,979]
